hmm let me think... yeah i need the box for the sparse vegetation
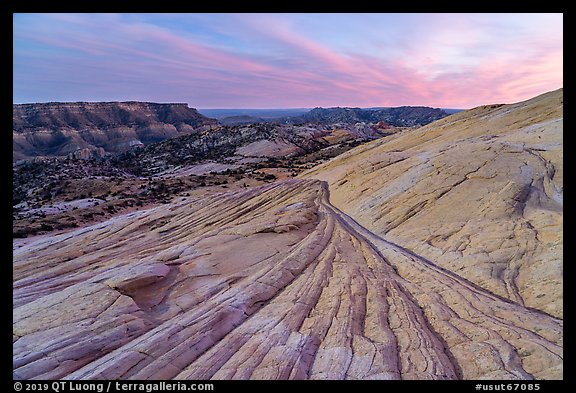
[13,121,392,238]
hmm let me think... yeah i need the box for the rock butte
[13,89,563,380]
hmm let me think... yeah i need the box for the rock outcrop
[13,102,218,161]
[304,88,563,319]
[13,89,563,380]
[13,178,562,380]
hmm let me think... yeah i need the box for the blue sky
[13,13,563,108]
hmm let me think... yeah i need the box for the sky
[13,13,563,109]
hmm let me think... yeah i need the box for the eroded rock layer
[13,178,562,380]
[13,102,217,161]
[304,89,563,318]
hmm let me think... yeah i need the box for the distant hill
[442,108,464,114]
[280,106,449,126]
[111,122,388,176]
[197,108,310,120]
[200,106,450,127]
[218,115,266,126]
[13,102,218,162]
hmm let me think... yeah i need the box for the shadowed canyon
[13,89,563,380]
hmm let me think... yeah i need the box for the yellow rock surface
[304,89,563,318]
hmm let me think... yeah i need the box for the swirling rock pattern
[13,179,562,380]
[13,90,562,380]
[304,89,563,319]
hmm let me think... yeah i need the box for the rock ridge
[303,88,563,318]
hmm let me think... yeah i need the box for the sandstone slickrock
[14,179,562,380]
[13,90,563,380]
[304,88,563,319]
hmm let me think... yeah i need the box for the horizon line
[13,101,467,110]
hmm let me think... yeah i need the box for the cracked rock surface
[305,89,563,319]
[13,90,562,380]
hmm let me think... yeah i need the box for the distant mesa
[199,106,450,127]
[13,101,218,162]
[282,106,450,127]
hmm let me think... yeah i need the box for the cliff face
[13,102,218,161]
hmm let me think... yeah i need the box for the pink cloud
[14,13,563,108]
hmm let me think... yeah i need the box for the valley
[13,104,422,238]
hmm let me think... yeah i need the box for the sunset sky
[13,13,563,109]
